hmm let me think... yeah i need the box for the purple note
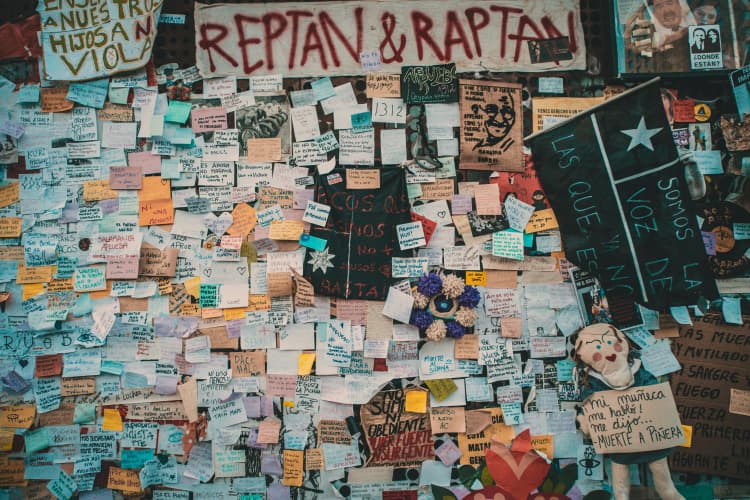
[243,396,262,418]
[154,375,178,395]
[701,231,717,256]
[261,453,283,475]
[226,319,243,339]
[451,194,473,215]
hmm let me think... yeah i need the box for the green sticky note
[424,378,458,401]
[165,100,192,124]
[25,427,50,454]
[109,87,130,105]
[74,403,96,424]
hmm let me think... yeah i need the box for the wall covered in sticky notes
[0,0,749,498]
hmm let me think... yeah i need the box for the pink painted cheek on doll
[614,343,623,352]
[592,352,602,362]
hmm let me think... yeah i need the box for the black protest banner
[526,78,718,323]
[304,167,411,300]
[400,63,458,104]
[670,314,750,479]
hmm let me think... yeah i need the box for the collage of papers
[0,0,748,499]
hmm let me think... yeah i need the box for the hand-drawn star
[620,117,662,152]
[308,248,335,274]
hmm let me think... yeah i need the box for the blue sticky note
[299,233,327,251]
[351,111,372,129]
[121,449,155,469]
[669,305,692,325]
[555,359,575,382]
[165,100,192,124]
[722,296,742,325]
[67,79,109,109]
[500,402,523,425]
[162,123,194,145]
[311,77,335,101]
[693,151,723,175]
[25,427,50,454]
[161,159,180,179]
[523,232,534,248]
[18,84,40,103]
[109,87,130,105]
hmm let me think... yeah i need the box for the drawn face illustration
[576,324,632,386]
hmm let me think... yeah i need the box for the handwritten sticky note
[473,183,501,215]
[102,408,123,431]
[191,107,228,132]
[346,169,380,189]
[729,388,750,417]
[701,231,716,256]
[405,389,428,413]
[397,221,426,250]
[492,230,524,260]
[525,208,559,233]
[0,405,35,428]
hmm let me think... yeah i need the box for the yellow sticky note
[102,408,123,432]
[465,271,487,286]
[184,276,201,298]
[298,353,316,375]
[22,283,45,301]
[405,389,428,413]
[223,307,246,321]
[531,434,554,458]
[681,425,692,447]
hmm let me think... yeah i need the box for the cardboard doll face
[575,324,632,387]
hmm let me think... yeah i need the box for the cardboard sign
[459,80,523,171]
[360,389,434,466]
[582,382,684,454]
[670,314,750,479]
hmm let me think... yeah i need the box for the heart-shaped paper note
[203,212,233,236]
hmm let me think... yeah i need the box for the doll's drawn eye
[596,345,601,349]
[607,340,612,345]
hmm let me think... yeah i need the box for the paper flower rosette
[409,272,480,341]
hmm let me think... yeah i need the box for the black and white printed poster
[526,78,718,321]
[689,24,723,70]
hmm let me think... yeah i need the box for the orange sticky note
[102,408,123,431]
[298,352,316,375]
[138,198,174,226]
[22,283,45,302]
[248,137,281,162]
[681,425,693,447]
[227,203,257,237]
[184,276,201,298]
[405,389,428,413]
[139,176,171,201]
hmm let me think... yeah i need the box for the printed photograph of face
[649,0,696,49]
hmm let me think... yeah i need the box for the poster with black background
[304,167,411,300]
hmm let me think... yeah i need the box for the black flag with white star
[526,78,717,322]
[304,167,411,300]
